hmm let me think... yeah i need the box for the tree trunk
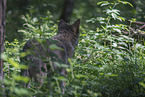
[0,0,7,96]
[60,0,74,22]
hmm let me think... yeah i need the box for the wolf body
[21,19,80,92]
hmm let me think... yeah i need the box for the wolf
[21,19,80,93]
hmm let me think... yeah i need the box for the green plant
[74,0,145,96]
[2,1,145,96]
[1,39,30,96]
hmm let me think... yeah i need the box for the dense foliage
[6,0,145,42]
[1,0,145,97]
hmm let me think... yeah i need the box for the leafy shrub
[1,1,145,97]
[75,0,145,97]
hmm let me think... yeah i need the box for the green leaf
[111,13,118,20]
[112,43,117,47]
[54,62,61,67]
[117,16,125,21]
[14,88,30,95]
[12,75,30,83]
[53,76,67,81]
[139,82,145,88]
[24,23,36,30]
[8,59,19,68]
[118,1,133,7]
[60,64,69,68]
[72,85,82,89]
[127,2,133,7]
[97,1,109,5]
[86,18,97,23]
[112,9,120,15]
[106,73,118,77]
[118,42,128,48]
[49,44,64,51]
[18,30,27,33]
[1,53,8,61]
[4,79,12,85]
[20,51,31,57]
[75,74,87,78]
[101,3,110,7]
[105,9,112,14]
[113,28,121,34]
[19,64,28,69]
[81,34,87,36]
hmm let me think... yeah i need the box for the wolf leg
[60,68,67,94]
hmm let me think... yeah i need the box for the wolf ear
[72,19,80,35]
[72,19,80,28]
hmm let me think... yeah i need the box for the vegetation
[1,0,145,96]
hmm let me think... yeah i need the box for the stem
[55,78,62,95]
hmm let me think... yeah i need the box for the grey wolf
[21,19,80,93]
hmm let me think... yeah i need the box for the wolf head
[57,19,80,47]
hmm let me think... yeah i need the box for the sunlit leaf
[57,76,67,81]
[24,23,36,30]
[117,16,125,21]
[8,59,19,68]
[99,73,104,75]
[101,3,110,7]
[139,82,145,88]
[112,9,120,15]
[1,53,8,61]
[14,88,30,95]
[97,1,109,5]
[12,75,30,83]
[75,74,87,78]
[106,73,118,77]
[49,44,64,51]
[19,64,28,69]
[113,28,121,34]
[60,64,69,68]
[111,13,118,20]
[112,43,117,47]
[53,76,67,81]
[20,51,31,57]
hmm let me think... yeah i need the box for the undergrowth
[1,0,145,97]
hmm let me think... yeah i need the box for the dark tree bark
[0,0,6,96]
[0,0,6,80]
[60,0,74,22]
